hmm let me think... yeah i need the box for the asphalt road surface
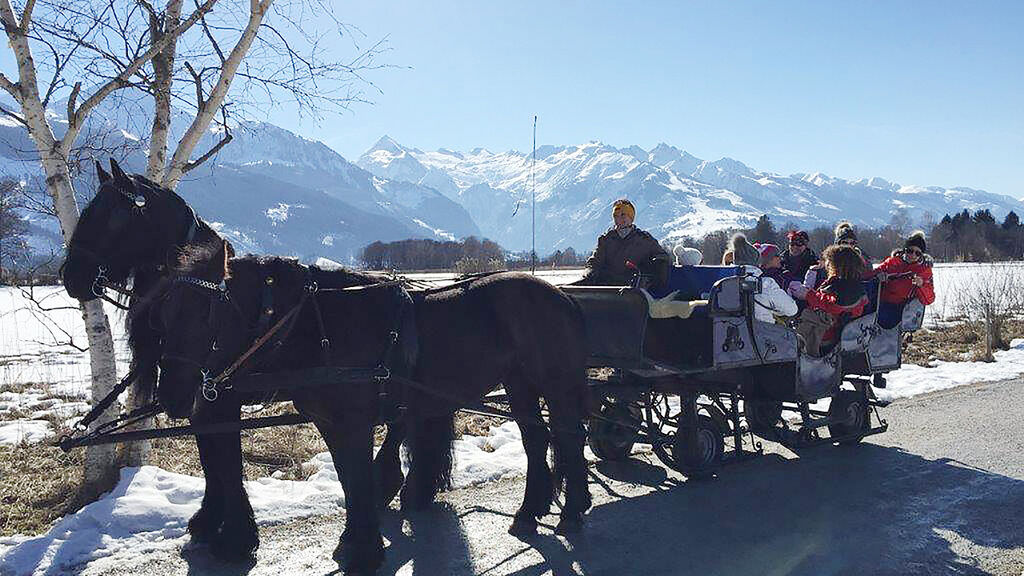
[80,378,1024,576]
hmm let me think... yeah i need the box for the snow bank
[878,338,1024,401]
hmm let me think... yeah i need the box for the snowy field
[1,263,1024,575]
[0,263,1017,446]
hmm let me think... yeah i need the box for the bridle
[80,178,200,310]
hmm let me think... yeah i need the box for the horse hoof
[187,508,221,544]
[333,537,384,575]
[508,513,538,539]
[554,514,583,536]
[210,524,259,564]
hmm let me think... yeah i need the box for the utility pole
[531,115,537,274]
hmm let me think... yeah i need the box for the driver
[580,199,668,285]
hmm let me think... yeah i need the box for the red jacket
[806,277,869,344]
[865,252,935,306]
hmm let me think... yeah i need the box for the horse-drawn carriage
[566,263,925,477]
[56,160,928,574]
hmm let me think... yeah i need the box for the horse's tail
[407,413,455,505]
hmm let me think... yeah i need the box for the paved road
[83,378,1024,576]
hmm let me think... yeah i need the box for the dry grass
[0,400,512,538]
[903,318,1024,365]
[0,444,85,537]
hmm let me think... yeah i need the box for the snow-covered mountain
[359,137,1024,253]
[0,105,480,264]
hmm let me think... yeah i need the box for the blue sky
[280,0,1022,198]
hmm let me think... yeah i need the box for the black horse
[62,160,227,433]
[62,162,593,568]
[138,240,419,572]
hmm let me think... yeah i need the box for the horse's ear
[109,158,129,183]
[207,239,231,280]
[220,240,231,279]
[96,161,111,184]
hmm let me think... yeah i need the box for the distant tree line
[361,236,506,273]
[360,209,1024,273]
[360,238,587,272]
[679,210,1024,265]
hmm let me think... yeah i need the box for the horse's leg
[187,432,225,542]
[187,400,240,544]
[374,421,406,509]
[400,412,455,513]
[316,417,384,574]
[545,382,592,535]
[505,378,553,537]
[202,406,258,562]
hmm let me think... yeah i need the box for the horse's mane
[174,239,381,290]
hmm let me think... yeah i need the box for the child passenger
[789,244,869,356]
[863,230,935,328]
[731,234,797,323]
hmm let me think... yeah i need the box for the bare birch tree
[2,0,387,477]
[0,0,217,497]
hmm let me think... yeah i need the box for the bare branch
[66,81,81,125]
[184,60,205,109]
[136,0,158,21]
[19,0,35,32]
[183,126,231,173]
[0,73,18,98]
[197,0,225,65]
[0,105,29,127]
[65,0,221,147]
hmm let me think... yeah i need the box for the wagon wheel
[744,399,783,433]
[652,405,726,479]
[588,401,642,461]
[827,389,870,445]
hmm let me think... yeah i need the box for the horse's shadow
[376,502,474,576]
[468,443,1024,576]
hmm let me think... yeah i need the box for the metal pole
[531,115,537,274]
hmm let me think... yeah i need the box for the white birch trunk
[125,0,185,468]
[162,0,273,189]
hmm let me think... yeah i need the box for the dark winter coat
[582,226,668,286]
[781,247,818,285]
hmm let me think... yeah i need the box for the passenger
[781,230,818,284]
[789,245,869,356]
[864,230,936,327]
[731,234,797,323]
[756,243,786,287]
[721,250,735,265]
[801,221,870,290]
[580,199,668,285]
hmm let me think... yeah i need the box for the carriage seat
[649,265,742,300]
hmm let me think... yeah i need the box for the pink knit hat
[755,243,780,259]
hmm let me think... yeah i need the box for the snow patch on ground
[0,422,534,575]
[878,338,1024,402]
[0,419,51,446]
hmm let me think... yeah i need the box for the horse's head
[149,239,248,418]
[62,159,199,301]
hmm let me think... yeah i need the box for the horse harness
[164,267,405,405]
